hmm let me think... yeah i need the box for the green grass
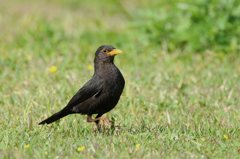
[1,0,240,158]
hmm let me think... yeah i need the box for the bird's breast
[96,63,125,96]
[90,64,125,114]
[100,66,124,96]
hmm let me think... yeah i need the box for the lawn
[0,0,240,158]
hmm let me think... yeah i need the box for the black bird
[39,45,125,125]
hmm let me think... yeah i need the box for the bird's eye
[103,50,107,53]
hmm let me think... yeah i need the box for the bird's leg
[95,114,112,132]
[94,114,103,124]
[94,114,104,132]
[87,115,101,122]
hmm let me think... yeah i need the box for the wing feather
[66,75,104,109]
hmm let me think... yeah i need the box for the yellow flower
[48,66,57,74]
[135,144,140,150]
[24,144,30,149]
[223,134,230,140]
[87,64,94,71]
[77,146,85,152]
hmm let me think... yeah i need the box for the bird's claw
[87,115,101,122]
[93,116,112,132]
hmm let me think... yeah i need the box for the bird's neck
[94,59,116,76]
[94,56,114,63]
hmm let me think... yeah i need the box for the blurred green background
[1,0,240,53]
[0,0,240,158]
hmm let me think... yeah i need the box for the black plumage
[39,45,125,125]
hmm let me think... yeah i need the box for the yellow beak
[107,49,123,56]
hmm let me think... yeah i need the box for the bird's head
[95,45,122,63]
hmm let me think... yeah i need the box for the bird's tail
[39,108,71,125]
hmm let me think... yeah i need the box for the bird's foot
[92,116,121,134]
[98,116,112,128]
[92,116,112,132]
[87,115,101,122]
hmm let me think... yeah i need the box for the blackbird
[39,45,125,125]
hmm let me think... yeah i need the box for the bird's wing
[65,75,104,109]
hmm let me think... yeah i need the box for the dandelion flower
[87,64,94,71]
[48,66,57,74]
[24,144,30,149]
[135,144,140,150]
[223,134,230,140]
[77,146,85,152]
